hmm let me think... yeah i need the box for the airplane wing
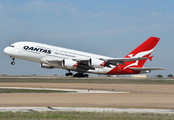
[129,67,166,71]
[41,57,148,69]
[100,57,148,66]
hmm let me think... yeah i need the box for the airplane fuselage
[4,42,117,74]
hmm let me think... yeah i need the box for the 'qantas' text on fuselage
[23,46,51,54]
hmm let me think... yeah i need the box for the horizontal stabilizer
[129,67,167,71]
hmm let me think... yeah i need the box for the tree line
[157,74,173,78]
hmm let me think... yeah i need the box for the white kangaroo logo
[124,48,154,70]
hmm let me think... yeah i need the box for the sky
[0,0,173,77]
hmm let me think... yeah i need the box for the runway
[0,83,174,113]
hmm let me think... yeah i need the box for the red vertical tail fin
[124,37,160,68]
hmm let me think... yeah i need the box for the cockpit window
[9,45,14,47]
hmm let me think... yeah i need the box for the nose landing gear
[11,58,15,65]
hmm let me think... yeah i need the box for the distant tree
[168,74,173,78]
[157,74,163,78]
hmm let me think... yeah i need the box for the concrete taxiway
[0,107,174,114]
[0,87,129,94]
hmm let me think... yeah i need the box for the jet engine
[88,58,105,68]
[40,63,54,69]
[62,59,78,69]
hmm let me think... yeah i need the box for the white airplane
[4,37,165,77]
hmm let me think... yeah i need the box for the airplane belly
[87,68,106,74]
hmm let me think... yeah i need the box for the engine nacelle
[40,63,54,69]
[88,58,105,68]
[62,59,78,69]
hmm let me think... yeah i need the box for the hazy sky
[0,0,173,77]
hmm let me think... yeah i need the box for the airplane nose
[4,47,12,55]
[4,47,8,54]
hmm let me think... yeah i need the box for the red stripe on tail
[124,37,160,67]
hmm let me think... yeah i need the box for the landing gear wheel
[69,72,73,76]
[84,74,89,77]
[73,74,77,77]
[65,72,73,76]
[11,61,15,65]
[65,73,69,76]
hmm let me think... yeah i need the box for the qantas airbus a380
[4,37,165,77]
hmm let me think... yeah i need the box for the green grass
[0,88,72,93]
[0,77,174,85]
[0,111,173,120]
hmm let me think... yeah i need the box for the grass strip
[0,111,174,120]
[0,88,73,93]
[0,78,174,85]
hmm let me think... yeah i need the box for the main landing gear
[65,72,73,76]
[11,58,15,65]
[73,73,89,78]
[65,71,89,78]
